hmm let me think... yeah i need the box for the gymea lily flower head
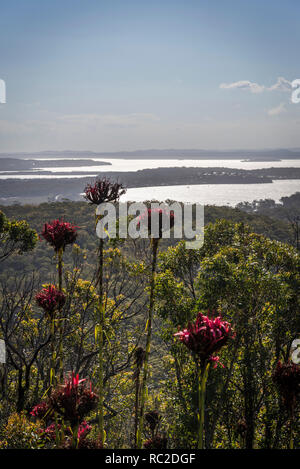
[84,177,126,205]
[41,219,77,252]
[44,421,91,440]
[174,312,234,367]
[138,207,175,239]
[50,372,98,426]
[36,284,65,319]
[43,421,92,446]
[30,401,51,420]
[273,360,300,414]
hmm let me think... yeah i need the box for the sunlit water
[19,157,300,172]
[122,180,300,206]
[0,158,300,206]
[2,158,300,177]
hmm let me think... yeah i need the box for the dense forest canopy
[0,194,299,449]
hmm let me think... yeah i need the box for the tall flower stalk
[133,347,145,448]
[41,219,77,382]
[196,360,210,449]
[36,284,65,386]
[84,178,126,444]
[175,312,234,449]
[136,208,174,449]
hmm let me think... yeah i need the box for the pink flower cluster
[31,373,99,448]
[174,312,234,366]
[41,219,77,252]
[36,284,65,318]
[49,372,98,426]
[43,420,91,442]
[30,401,50,420]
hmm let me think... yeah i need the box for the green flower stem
[58,248,63,291]
[72,422,79,449]
[197,361,210,449]
[134,366,141,448]
[50,317,56,387]
[97,236,105,444]
[136,238,159,449]
[57,247,64,381]
[54,413,60,447]
[52,247,65,446]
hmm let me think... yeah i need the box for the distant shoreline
[1,148,300,160]
[0,166,300,202]
[0,158,111,172]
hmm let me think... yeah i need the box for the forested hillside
[0,200,295,282]
[0,193,299,449]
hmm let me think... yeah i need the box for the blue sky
[0,0,300,152]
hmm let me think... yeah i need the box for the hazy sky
[1,0,300,152]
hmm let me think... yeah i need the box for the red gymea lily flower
[50,372,98,426]
[84,178,126,205]
[41,219,77,252]
[175,312,234,449]
[273,360,300,414]
[63,372,86,397]
[77,421,92,440]
[30,401,51,420]
[138,208,175,239]
[36,284,65,318]
[43,420,91,442]
[174,312,234,366]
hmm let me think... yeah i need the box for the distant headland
[1,148,300,160]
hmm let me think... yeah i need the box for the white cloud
[267,102,287,116]
[268,77,292,92]
[220,80,265,94]
[220,76,293,94]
